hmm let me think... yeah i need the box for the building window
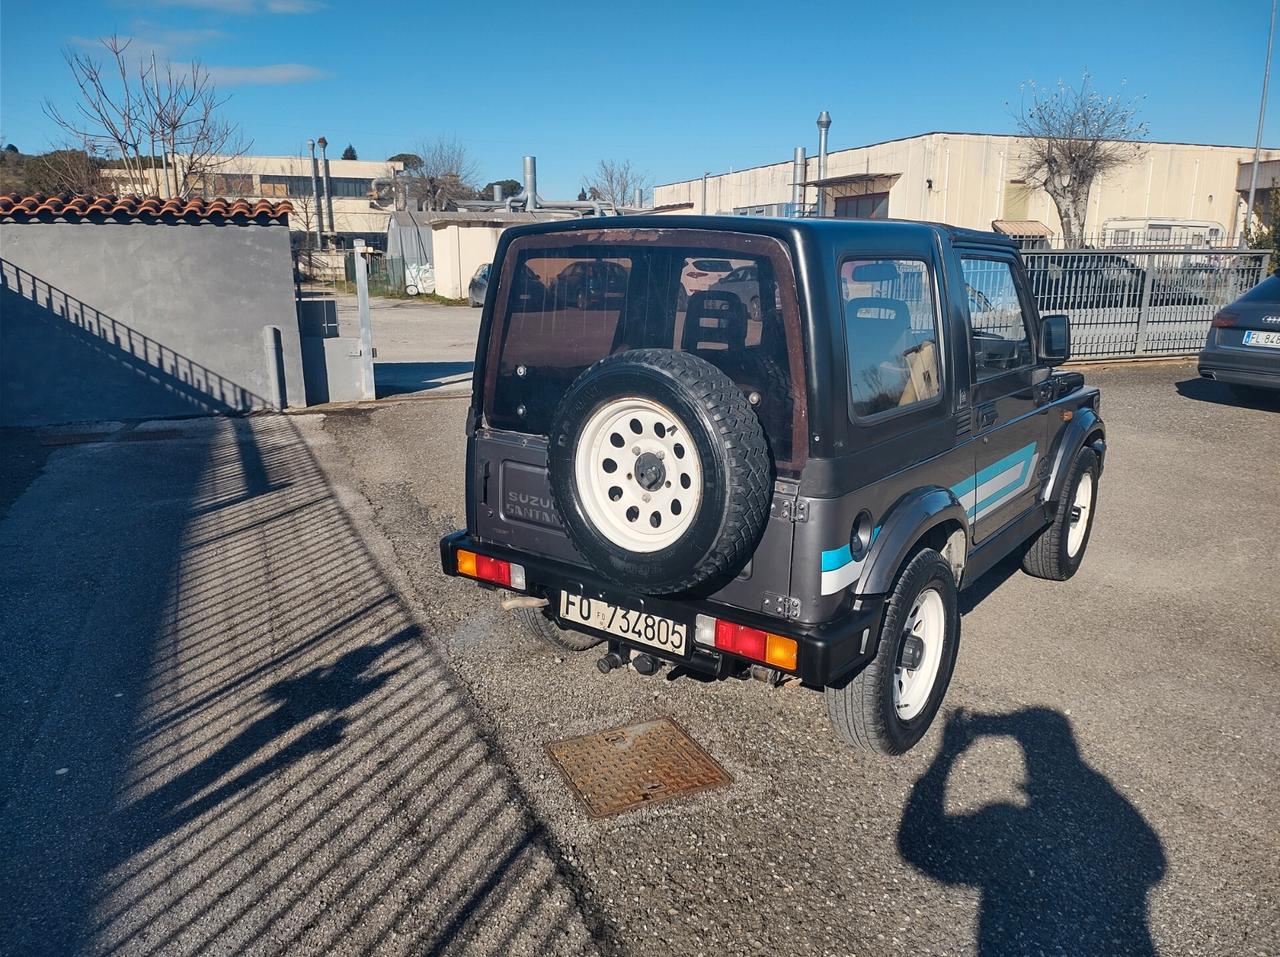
[259,175,374,199]
[211,173,254,196]
[834,192,889,220]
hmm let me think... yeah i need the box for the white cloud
[136,0,323,12]
[206,63,328,85]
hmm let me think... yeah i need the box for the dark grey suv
[441,217,1106,755]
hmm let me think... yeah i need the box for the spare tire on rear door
[548,349,773,595]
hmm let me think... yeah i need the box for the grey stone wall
[1,219,303,426]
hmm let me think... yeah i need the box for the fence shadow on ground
[898,708,1166,957]
[0,325,592,955]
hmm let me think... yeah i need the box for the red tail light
[455,549,525,589]
[1211,310,1238,328]
[710,619,798,671]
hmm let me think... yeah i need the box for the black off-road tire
[547,349,772,596]
[514,605,601,652]
[1022,447,1099,581]
[825,548,960,755]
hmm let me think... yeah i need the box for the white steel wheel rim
[1066,472,1094,557]
[895,587,946,721]
[573,397,704,554]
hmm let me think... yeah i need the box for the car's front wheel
[825,548,960,755]
[1022,446,1099,580]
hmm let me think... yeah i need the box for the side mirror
[1040,313,1070,366]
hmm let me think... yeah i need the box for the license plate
[1243,330,1280,349]
[559,592,688,655]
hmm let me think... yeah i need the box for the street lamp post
[1245,0,1277,244]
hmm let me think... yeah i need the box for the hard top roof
[498,214,1018,251]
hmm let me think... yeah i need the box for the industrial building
[653,131,1279,244]
[104,147,404,247]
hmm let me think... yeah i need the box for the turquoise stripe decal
[951,442,1038,519]
[821,544,853,571]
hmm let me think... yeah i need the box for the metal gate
[1021,248,1269,360]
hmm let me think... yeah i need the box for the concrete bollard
[263,325,287,409]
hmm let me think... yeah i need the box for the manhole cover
[547,717,730,819]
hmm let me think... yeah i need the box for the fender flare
[855,486,970,596]
[1043,408,1106,506]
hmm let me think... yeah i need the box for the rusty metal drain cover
[547,717,730,818]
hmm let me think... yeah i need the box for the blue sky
[1,0,1276,196]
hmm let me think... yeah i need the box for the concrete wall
[1,219,303,426]
[654,132,1280,241]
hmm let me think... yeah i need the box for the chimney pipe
[791,146,807,214]
[815,111,831,218]
[523,155,538,211]
[318,136,335,235]
[633,186,643,208]
[493,182,504,201]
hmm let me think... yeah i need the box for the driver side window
[960,258,1033,380]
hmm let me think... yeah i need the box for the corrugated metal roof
[388,209,579,229]
[991,219,1053,237]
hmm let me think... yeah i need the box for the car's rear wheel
[1022,446,1099,580]
[514,605,602,652]
[548,349,772,595]
[825,548,960,755]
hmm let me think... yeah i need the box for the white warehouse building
[653,131,1278,245]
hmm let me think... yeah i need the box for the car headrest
[683,291,748,351]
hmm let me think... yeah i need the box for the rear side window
[840,258,941,418]
[485,231,807,470]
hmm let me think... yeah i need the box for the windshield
[483,229,806,471]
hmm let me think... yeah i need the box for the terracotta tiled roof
[0,193,293,224]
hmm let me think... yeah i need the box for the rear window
[483,230,806,469]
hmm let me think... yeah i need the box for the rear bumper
[440,531,883,686]
[1198,347,1280,391]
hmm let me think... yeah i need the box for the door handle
[978,406,998,429]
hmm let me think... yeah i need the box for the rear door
[958,252,1050,543]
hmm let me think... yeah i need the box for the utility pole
[816,111,832,217]
[308,138,324,249]
[318,136,335,241]
[1245,0,1277,244]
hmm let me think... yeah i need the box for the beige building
[654,131,1279,244]
[105,152,404,245]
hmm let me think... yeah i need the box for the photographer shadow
[899,708,1166,956]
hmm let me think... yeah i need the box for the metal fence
[1022,247,1269,360]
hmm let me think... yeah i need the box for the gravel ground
[311,359,1280,957]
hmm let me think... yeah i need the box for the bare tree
[1013,74,1146,247]
[398,137,479,211]
[582,159,648,210]
[45,35,249,198]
